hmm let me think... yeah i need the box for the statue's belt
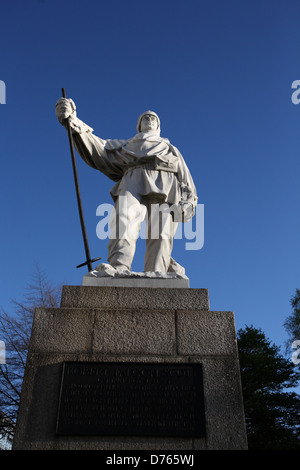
[123,160,177,175]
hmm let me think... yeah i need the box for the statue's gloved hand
[179,202,195,222]
[55,97,76,124]
[178,182,196,222]
[55,98,93,135]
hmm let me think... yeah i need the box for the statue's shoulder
[105,138,128,151]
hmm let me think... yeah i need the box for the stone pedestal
[13,286,248,450]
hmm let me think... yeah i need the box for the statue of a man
[55,98,197,274]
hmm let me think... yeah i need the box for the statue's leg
[144,202,176,272]
[107,191,146,270]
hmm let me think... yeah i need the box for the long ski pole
[61,88,101,271]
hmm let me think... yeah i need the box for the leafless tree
[0,266,61,437]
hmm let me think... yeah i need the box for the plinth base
[13,285,247,450]
[82,270,189,288]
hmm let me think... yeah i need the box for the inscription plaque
[56,362,206,437]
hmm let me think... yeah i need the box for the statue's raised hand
[55,97,76,124]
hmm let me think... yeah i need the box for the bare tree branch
[0,265,61,437]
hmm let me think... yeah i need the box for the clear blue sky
[1,0,300,357]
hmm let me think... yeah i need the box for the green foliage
[237,325,300,450]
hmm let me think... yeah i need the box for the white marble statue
[55,98,197,275]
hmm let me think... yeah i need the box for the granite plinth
[13,285,247,450]
[60,285,209,310]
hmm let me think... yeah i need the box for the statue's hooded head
[136,110,160,134]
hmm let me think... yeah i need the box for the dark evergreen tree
[237,325,300,450]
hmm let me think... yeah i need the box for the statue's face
[140,113,158,132]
